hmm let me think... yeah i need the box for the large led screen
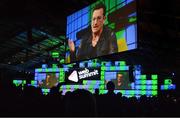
[65,0,137,63]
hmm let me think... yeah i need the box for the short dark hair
[106,81,115,91]
[93,2,106,16]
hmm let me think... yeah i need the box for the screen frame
[104,70,132,90]
[64,0,138,64]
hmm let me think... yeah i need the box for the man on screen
[68,3,118,62]
[39,74,58,89]
[112,73,131,90]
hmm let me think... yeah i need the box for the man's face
[91,8,105,34]
[117,74,123,83]
[47,75,50,78]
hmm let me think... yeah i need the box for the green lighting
[120,90,125,94]
[101,66,106,70]
[52,68,57,72]
[44,89,49,93]
[127,95,133,97]
[151,75,158,80]
[45,68,49,72]
[104,0,109,13]
[31,80,36,85]
[100,81,105,84]
[13,80,17,84]
[108,23,115,29]
[60,72,64,76]
[59,87,63,91]
[74,85,79,89]
[120,66,126,70]
[37,69,42,72]
[152,91,157,96]
[92,62,97,67]
[59,73,65,82]
[83,80,88,85]
[52,64,58,68]
[152,80,157,85]
[164,79,172,85]
[140,75,146,80]
[66,85,71,90]
[116,30,125,40]
[140,85,146,90]
[52,52,59,55]
[109,0,116,9]
[60,76,64,81]
[164,85,169,90]
[101,76,105,80]
[117,0,126,4]
[129,90,135,95]
[99,85,104,90]
[101,71,105,80]
[59,35,65,40]
[43,93,48,95]
[141,90,146,95]
[101,61,106,66]
[120,61,126,66]
[60,68,64,72]
[129,17,137,23]
[110,66,115,70]
[99,90,107,94]
[13,80,21,87]
[60,59,65,64]
[92,81,96,85]
[22,80,26,84]
[90,84,95,89]
[101,71,105,75]
[89,89,94,93]
[141,80,146,84]
[152,85,158,90]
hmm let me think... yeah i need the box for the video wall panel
[65,0,137,63]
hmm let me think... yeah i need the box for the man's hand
[68,40,75,52]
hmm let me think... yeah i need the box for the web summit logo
[68,70,78,82]
[68,68,99,82]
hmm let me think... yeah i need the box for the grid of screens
[61,61,157,97]
[8,59,163,97]
[13,80,26,87]
[31,60,159,97]
[160,79,176,90]
[65,0,137,63]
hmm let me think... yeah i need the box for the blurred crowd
[0,79,179,117]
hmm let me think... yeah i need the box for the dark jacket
[70,25,118,62]
[111,79,131,90]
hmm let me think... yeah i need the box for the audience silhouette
[64,89,97,116]
[0,77,179,116]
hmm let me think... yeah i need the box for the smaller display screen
[104,71,131,90]
[36,73,59,89]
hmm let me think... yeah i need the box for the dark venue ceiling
[0,0,179,77]
[0,0,97,71]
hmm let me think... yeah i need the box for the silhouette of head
[106,81,115,93]
[117,92,122,97]
[95,88,99,95]
[64,89,97,116]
